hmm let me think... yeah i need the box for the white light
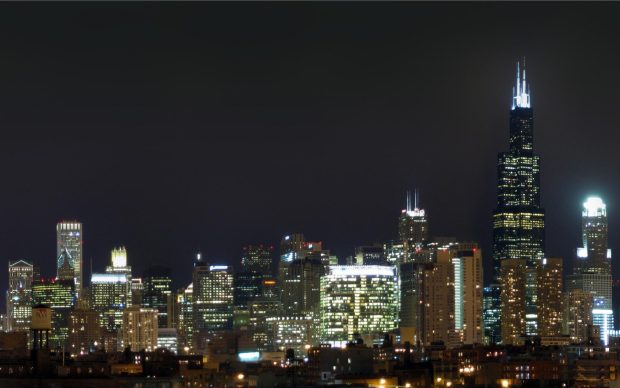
[238,351,260,362]
[577,248,587,258]
[328,265,395,277]
[209,265,228,271]
[91,273,128,283]
[583,197,606,217]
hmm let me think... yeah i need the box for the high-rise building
[492,62,545,337]
[32,278,76,348]
[175,283,193,353]
[90,273,130,331]
[483,284,501,345]
[354,245,387,266]
[536,257,563,337]
[500,259,527,345]
[131,278,143,306]
[278,234,326,317]
[564,289,593,344]
[568,197,613,345]
[192,256,233,353]
[320,265,398,347]
[423,250,456,348]
[68,298,101,356]
[241,245,274,275]
[57,221,83,295]
[7,260,33,333]
[399,261,426,346]
[399,190,428,262]
[452,245,484,345]
[121,306,158,352]
[142,266,172,328]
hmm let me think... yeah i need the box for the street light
[237,373,244,380]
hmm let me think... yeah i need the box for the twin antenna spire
[406,189,419,212]
[512,58,531,110]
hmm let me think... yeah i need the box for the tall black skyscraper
[492,61,545,338]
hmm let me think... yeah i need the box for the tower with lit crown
[567,196,613,345]
[493,60,545,339]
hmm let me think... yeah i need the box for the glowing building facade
[121,306,158,352]
[319,265,398,347]
[567,197,613,345]
[192,258,233,352]
[90,273,130,331]
[452,246,484,344]
[57,221,83,295]
[32,278,76,348]
[500,258,527,345]
[7,260,34,332]
[493,62,545,338]
[536,257,563,337]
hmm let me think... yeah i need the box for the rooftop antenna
[414,189,419,209]
[406,190,412,212]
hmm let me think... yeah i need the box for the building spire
[512,58,531,110]
[406,190,412,212]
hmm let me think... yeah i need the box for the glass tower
[568,197,613,345]
[57,221,83,296]
[492,61,545,338]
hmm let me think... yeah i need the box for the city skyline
[0,3,619,293]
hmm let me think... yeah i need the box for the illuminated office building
[536,257,563,337]
[383,241,405,266]
[483,284,501,345]
[157,328,178,354]
[500,259,527,345]
[142,266,172,328]
[131,278,143,306]
[267,315,314,357]
[175,283,193,353]
[354,245,386,265]
[423,250,456,348]
[568,197,613,345]
[564,289,593,344]
[492,62,545,337]
[242,244,274,275]
[319,265,398,347]
[278,234,326,316]
[121,306,158,352]
[90,273,130,331]
[68,298,101,356]
[32,278,76,348]
[452,245,483,344]
[7,260,33,333]
[57,221,83,295]
[192,256,233,352]
[106,247,131,277]
[398,190,428,262]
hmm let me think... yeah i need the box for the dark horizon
[0,3,619,296]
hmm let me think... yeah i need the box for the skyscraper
[192,256,233,353]
[452,245,484,345]
[399,190,428,262]
[536,257,563,337]
[142,266,172,328]
[57,221,83,295]
[568,196,613,345]
[319,265,398,347]
[7,260,34,333]
[492,61,545,337]
[121,306,158,352]
[32,277,76,348]
[500,258,527,345]
[241,244,274,275]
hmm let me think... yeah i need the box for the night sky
[0,3,619,293]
